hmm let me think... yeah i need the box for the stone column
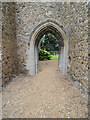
[58,44,68,75]
[35,45,38,74]
[58,47,64,73]
[28,40,36,75]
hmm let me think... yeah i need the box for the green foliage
[50,55,59,60]
[39,49,59,61]
[49,51,54,55]
[40,33,59,51]
[49,51,59,55]
[39,49,51,61]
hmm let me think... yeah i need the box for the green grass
[50,54,59,60]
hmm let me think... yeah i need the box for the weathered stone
[1,2,88,94]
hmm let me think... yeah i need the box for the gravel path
[2,60,88,118]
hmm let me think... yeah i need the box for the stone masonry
[2,3,19,86]
[1,2,88,94]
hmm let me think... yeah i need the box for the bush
[49,51,59,55]
[39,49,51,60]
[49,51,54,55]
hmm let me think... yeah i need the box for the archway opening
[35,28,64,74]
[38,32,60,59]
[38,32,62,72]
[27,19,68,75]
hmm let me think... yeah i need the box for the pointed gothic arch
[26,18,69,75]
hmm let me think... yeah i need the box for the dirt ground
[2,60,88,118]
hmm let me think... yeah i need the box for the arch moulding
[26,18,69,75]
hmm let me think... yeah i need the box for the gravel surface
[2,60,88,118]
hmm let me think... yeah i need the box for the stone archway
[26,19,69,75]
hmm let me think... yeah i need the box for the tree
[40,33,60,51]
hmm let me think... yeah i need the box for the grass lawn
[50,54,59,60]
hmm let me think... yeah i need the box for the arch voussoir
[27,19,69,75]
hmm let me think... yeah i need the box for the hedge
[39,49,51,61]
